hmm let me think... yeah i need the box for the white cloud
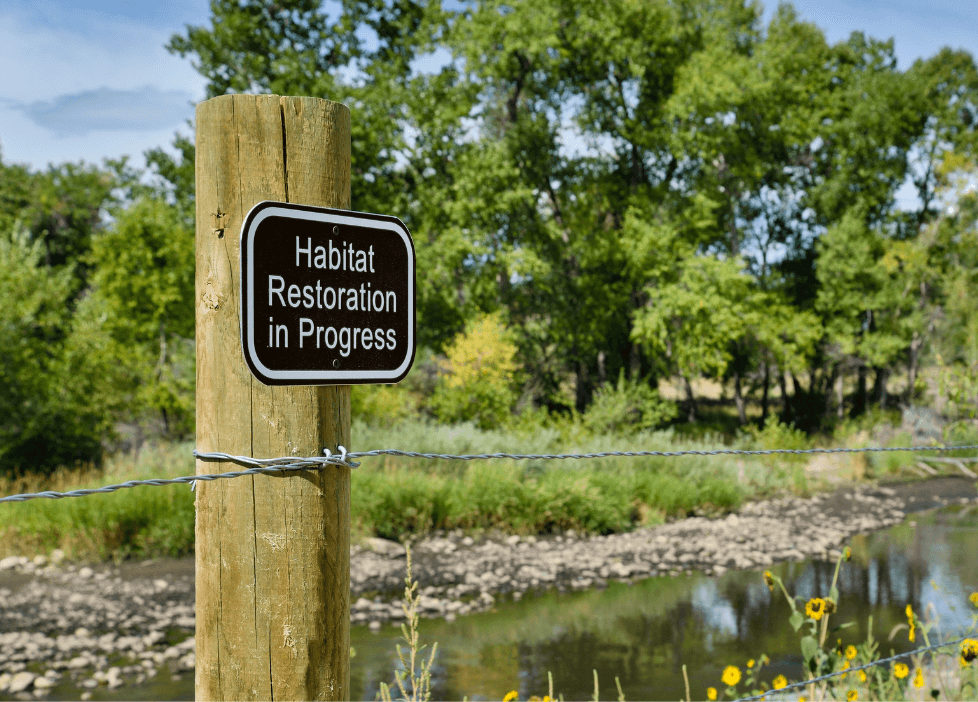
[9,86,195,137]
[0,0,207,170]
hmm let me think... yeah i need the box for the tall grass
[0,419,810,561]
[0,442,196,561]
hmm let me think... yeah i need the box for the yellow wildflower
[906,604,916,642]
[528,696,542,702]
[844,547,852,561]
[542,697,551,702]
[913,667,924,689]
[721,665,741,687]
[503,691,518,702]
[746,659,754,669]
[847,690,858,701]
[799,698,807,702]
[805,598,826,621]
[772,675,787,690]
[893,662,909,679]
[840,660,850,679]
[707,687,718,701]
[858,670,867,683]
[961,639,978,667]
[845,645,857,660]
[763,571,775,592]
[970,592,978,608]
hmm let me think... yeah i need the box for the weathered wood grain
[195,93,352,701]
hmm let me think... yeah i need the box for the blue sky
[1,0,977,175]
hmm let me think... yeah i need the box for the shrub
[429,313,520,430]
[582,371,677,436]
[740,416,809,461]
[352,384,418,426]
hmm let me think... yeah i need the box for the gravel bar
[1,476,975,699]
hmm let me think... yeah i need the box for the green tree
[88,197,196,436]
[0,156,116,298]
[0,227,114,472]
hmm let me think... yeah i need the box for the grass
[0,412,966,563]
[0,442,196,562]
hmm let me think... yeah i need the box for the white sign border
[240,201,415,384]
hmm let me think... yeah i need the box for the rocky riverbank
[1,476,975,699]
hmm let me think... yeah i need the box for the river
[348,503,978,701]
[11,497,977,701]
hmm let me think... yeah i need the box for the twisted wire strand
[733,634,975,701]
[344,444,978,462]
[0,453,355,504]
[0,443,975,504]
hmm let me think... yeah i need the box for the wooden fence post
[194,94,352,701]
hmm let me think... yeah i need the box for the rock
[0,556,21,571]
[0,673,10,692]
[368,620,382,632]
[50,549,65,564]
[153,579,168,591]
[7,672,36,694]
[32,677,54,690]
[78,567,94,579]
[365,538,406,558]
[32,555,48,567]
[106,667,123,689]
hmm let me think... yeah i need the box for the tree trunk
[575,359,592,413]
[597,351,607,387]
[854,363,867,416]
[836,367,845,420]
[761,361,770,425]
[874,367,889,410]
[684,375,697,423]
[824,366,836,418]
[778,368,792,422]
[733,369,747,425]
[629,342,641,380]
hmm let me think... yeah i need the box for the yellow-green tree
[430,313,520,429]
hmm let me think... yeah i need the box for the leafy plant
[582,371,677,436]
[379,545,438,702]
[430,313,520,430]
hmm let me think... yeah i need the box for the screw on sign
[239,201,416,385]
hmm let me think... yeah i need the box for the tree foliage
[3,0,978,474]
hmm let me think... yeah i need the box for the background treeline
[2,0,978,475]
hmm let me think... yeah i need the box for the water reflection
[73,505,977,701]
[351,505,978,701]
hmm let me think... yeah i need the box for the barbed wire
[0,443,975,504]
[733,633,976,701]
[343,443,978,462]
[0,452,355,504]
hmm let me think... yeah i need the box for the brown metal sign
[240,201,416,385]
